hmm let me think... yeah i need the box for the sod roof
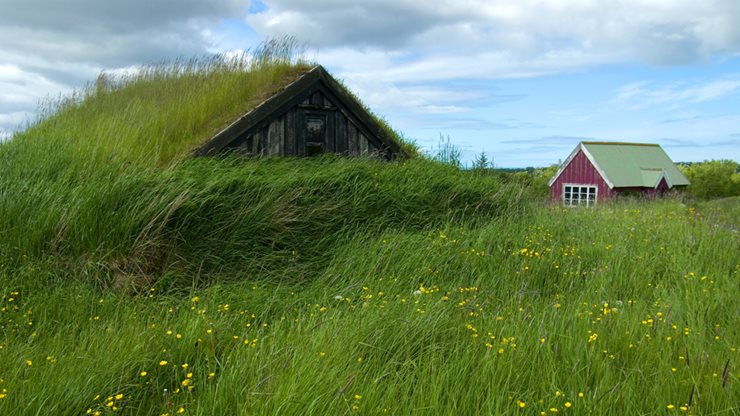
[11,57,409,167]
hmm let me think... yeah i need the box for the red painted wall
[656,177,669,194]
[550,150,614,201]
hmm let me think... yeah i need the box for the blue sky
[1,0,739,167]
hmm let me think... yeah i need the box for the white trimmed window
[563,184,597,207]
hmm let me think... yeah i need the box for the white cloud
[0,0,251,136]
[615,76,740,109]
[242,0,740,124]
[249,0,740,66]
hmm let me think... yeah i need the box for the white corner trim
[655,169,673,189]
[548,142,614,189]
[548,144,582,187]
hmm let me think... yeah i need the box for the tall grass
[0,201,736,415]
[0,155,527,288]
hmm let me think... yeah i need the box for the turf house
[194,65,406,160]
[549,141,690,207]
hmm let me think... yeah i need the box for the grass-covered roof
[6,41,412,168]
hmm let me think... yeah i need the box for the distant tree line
[678,160,740,200]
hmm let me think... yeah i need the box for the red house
[549,141,690,207]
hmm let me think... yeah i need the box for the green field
[693,196,740,231]
[0,54,737,415]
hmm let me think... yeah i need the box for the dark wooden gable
[193,66,406,160]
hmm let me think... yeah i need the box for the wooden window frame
[563,184,598,207]
[304,113,327,157]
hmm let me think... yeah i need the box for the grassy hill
[0,49,737,415]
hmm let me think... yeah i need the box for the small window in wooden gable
[305,116,325,156]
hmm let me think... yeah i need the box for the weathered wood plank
[335,112,347,154]
[285,109,295,156]
[279,114,287,156]
[236,135,252,154]
[348,122,359,155]
[325,111,335,153]
[359,132,369,154]
[311,91,322,106]
[296,110,306,156]
[253,129,263,155]
[267,116,283,156]
[367,135,378,151]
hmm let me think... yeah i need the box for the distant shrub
[679,160,740,200]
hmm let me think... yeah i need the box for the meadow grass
[693,196,740,230]
[0,197,737,415]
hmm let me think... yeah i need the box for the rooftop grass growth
[6,37,414,168]
[7,38,313,167]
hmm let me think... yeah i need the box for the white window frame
[563,184,598,207]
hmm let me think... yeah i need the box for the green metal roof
[581,142,690,188]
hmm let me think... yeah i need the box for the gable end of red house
[550,149,613,201]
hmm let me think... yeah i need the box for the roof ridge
[582,141,659,147]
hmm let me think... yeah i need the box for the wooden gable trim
[311,82,389,157]
[193,67,321,156]
[313,67,405,159]
[548,145,581,187]
[579,144,615,189]
[193,65,406,159]
[548,142,615,189]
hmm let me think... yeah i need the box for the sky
[1,0,739,167]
